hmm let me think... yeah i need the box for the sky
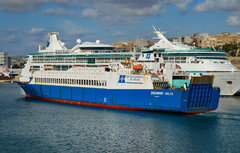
[0,0,240,55]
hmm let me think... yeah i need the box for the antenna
[212,46,216,50]
[152,25,157,33]
[153,25,166,34]
[132,45,136,61]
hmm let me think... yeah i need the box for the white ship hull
[204,72,240,96]
[176,63,240,96]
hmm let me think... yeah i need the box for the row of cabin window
[35,78,107,87]
[163,57,187,63]
[32,57,125,64]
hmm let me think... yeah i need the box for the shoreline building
[112,38,154,51]
[210,33,240,55]
[134,37,155,50]
[112,41,134,51]
[171,32,240,56]
[192,33,217,49]
[172,36,194,46]
[0,52,10,67]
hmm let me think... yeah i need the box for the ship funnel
[38,32,67,52]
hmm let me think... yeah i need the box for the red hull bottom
[25,94,210,114]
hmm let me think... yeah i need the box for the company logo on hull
[118,75,126,83]
[118,75,143,84]
[146,53,151,59]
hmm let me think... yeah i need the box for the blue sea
[0,84,240,153]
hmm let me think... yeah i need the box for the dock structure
[0,79,15,83]
[0,76,20,83]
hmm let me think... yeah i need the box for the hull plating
[17,82,220,113]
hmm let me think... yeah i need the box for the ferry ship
[17,32,220,113]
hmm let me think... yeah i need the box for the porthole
[227,81,232,86]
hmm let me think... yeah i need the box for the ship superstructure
[25,32,136,74]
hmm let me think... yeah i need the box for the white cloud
[194,0,240,26]
[30,28,46,35]
[194,0,215,12]
[1,35,19,43]
[57,20,92,37]
[111,3,162,16]
[3,28,20,33]
[42,8,75,16]
[100,15,141,25]
[82,8,99,18]
[0,0,84,12]
[42,7,99,18]
[95,0,192,17]
[0,0,194,27]
[112,31,126,37]
[0,0,192,16]
[0,28,47,55]
[194,0,240,12]
[170,0,192,11]
[227,14,240,26]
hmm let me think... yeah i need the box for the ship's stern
[181,76,220,113]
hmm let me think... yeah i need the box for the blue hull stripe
[17,82,220,113]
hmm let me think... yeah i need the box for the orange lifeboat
[176,64,181,69]
[99,65,108,68]
[133,64,143,70]
[151,73,157,76]
[73,65,82,68]
[125,59,130,64]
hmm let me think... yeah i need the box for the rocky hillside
[228,57,240,69]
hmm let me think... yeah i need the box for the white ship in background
[20,30,240,96]
[138,26,240,96]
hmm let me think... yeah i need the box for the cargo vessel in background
[17,32,220,113]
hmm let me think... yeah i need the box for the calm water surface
[0,84,240,153]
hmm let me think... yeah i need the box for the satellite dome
[77,39,81,44]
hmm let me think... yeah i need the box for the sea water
[0,84,240,153]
